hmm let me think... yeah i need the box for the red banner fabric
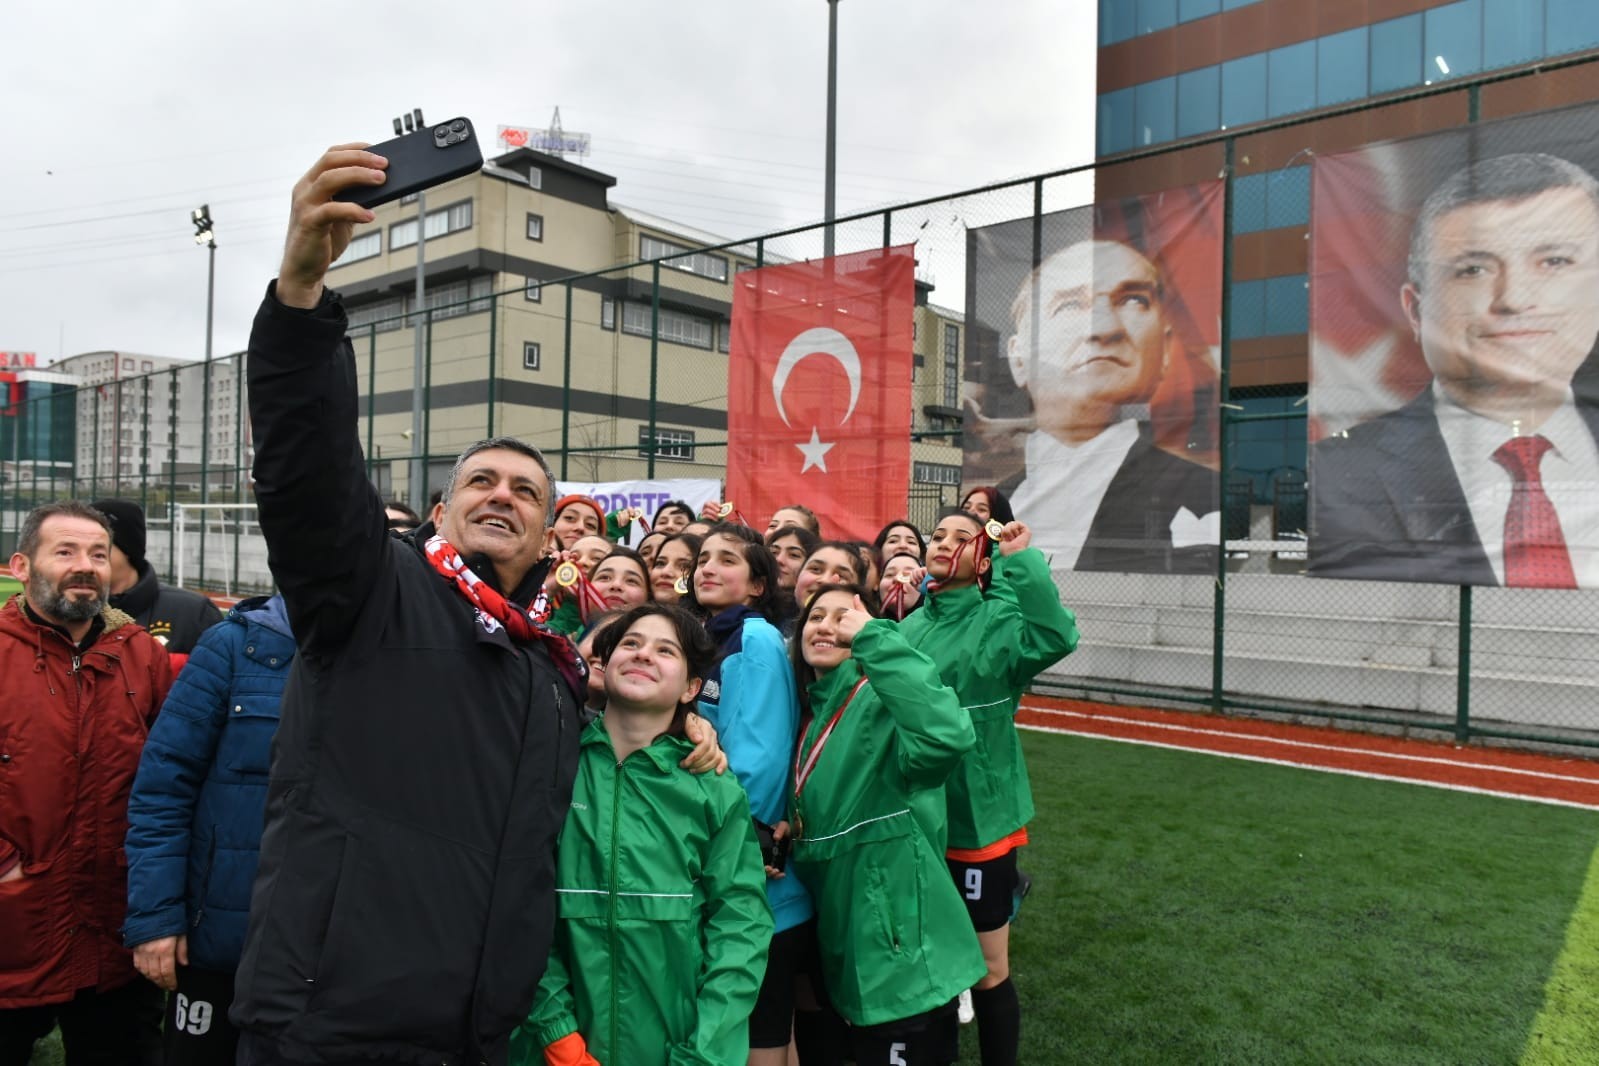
[727,246,915,543]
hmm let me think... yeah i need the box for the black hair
[765,523,822,557]
[692,523,783,625]
[383,499,422,529]
[931,507,993,591]
[636,529,669,557]
[651,532,704,598]
[769,503,821,535]
[789,581,879,715]
[800,541,870,586]
[653,500,696,526]
[594,546,651,595]
[960,486,1015,525]
[18,501,111,559]
[592,603,718,737]
[872,519,925,562]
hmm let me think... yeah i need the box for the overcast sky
[0,1,1096,367]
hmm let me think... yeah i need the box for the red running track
[1018,696,1599,810]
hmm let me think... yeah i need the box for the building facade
[327,148,968,510]
[1095,0,1599,513]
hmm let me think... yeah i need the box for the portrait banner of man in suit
[962,184,1224,574]
[1309,102,1599,589]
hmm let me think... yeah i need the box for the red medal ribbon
[793,676,869,800]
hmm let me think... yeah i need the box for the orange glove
[543,1032,601,1066]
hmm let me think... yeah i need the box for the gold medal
[555,561,580,589]
[896,572,914,587]
[716,501,734,518]
[984,519,1004,539]
[793,810,804,841]
[673,575,689,596]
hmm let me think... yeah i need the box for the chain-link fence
[6,53,1599,750]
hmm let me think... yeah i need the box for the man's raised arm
[248,146,391,654]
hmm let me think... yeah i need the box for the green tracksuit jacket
[789,620,988,1027]
[895,547,1080,851]
[515,721,774,1066]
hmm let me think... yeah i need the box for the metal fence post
[486,292,497,439]
[365,328,376,483]
[647,262,661,479]
[422,311,434,500]
[561,282,573,481]
[1213,136,1237,716]
[167,368,179,582]
[1456,585,1472,743]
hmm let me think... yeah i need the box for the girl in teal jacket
[789,584,986,1065]
[897,509,1079,1066]
[515,604,772,1066]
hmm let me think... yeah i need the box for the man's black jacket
[230,286,582,1065]
[109,562,222,655]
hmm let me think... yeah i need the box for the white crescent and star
[771,327,862,474]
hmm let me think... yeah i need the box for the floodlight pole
[824,0,839,259]
[395,107,428,504]
[192,205,217,511]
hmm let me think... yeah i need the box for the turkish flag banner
[728,246,915,543]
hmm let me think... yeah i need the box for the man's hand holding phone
[277,146,387,310]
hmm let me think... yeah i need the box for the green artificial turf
[951,730,1599,1064]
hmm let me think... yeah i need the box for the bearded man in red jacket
[0,500,172,1065]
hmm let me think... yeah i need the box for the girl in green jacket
[514,604,773,1066]
[788,583,988,1066]
[898,508,1079,1066]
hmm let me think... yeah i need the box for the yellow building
[328,147,966,523]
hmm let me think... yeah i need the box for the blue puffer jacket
[123,594,295,972]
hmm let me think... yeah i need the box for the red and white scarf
[424,534,587,693]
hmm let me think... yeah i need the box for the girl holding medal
[878,552,926,620]
[589,548,652,611]
[689,525,820,1065]
[650,533,702,606]
[788,584,985,1065]
[959,486,1014,527]
[514,604,772,1066]
[897,508,1078,1066]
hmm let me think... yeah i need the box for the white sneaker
[957,988,975,1024]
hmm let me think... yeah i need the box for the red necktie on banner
[1492,435,1577,589]
[727,246,915,543]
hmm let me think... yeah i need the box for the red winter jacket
[0,595,172,1008]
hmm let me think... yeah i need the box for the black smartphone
[333,118,484,209]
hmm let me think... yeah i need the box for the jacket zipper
[608,758,622,1059]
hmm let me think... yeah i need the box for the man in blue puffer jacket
[123,595,294,1066]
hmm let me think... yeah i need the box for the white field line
[1020,703,1599,787]
[1018,723,1599,811]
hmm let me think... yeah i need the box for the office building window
[717,320,732,354]
[526,213,544,241]
[1229,280,1267,340]
[391,200,473,250]
[621,302,715,349]
[1177,66,1220,138]
[1136,0,1177,36]
[638,426,695,462]
[1268,40,1317,118]
[1233,173,1268,234]
[1264,167,1311,230]
[1551,0,1599,50]
[1425,0,1483,82]
[414,277,493,321]
[1136,76,1176,145]
[1098,86,1137,155]
[1484,0,1545,69]
[1178,0,1219,21]
[1264,275,1310,336]
[640,235,729,282]
[1221,53,1267,129]
[331,230,381,268]
[1317,27,1369,107]
[601,297,616,330]
[523,342,541,371]
[1370,13,1425,94]
[1099,0,1137,45]
[346,298,405,334]
[525,279,542,303]
[943,324,960,408]
[1221,0,1262,8]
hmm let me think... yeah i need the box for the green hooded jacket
[514,720,773,1066]
[790,619,987,1026]
[895,547,1080,850]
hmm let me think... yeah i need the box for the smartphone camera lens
[451,119,467,133]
